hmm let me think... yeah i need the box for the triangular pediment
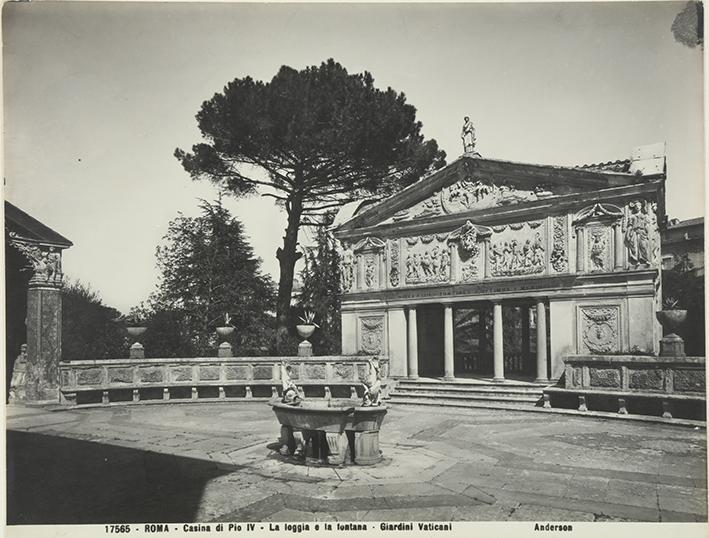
[335,156,640,232]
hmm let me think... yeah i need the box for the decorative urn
[296,324,316,340]
[126,326,147,338]
[656,300,687,357]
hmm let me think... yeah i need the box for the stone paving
[6,402,708,524]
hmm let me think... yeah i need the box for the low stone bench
[543,354,706,421]
[543,387,705,419]
[59,356,389,407]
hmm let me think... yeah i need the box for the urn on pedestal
[216,314,236,357]
[296,310,319,357]
[656,298,688,357]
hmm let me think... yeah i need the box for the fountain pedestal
[271,401,387,466]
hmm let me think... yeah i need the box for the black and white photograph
[3,1,706,534]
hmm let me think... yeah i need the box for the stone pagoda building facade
[333,143,666,383]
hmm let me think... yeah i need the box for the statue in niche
[362,359,382,407]
[461,116,477,154]
[589,230,606,271]
[340,246,355,291]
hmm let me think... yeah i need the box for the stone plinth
[660,334,685,357]
[24,285,63,401]
[217,342,233,358]
[129,342,145,360]
[298,341,313,357]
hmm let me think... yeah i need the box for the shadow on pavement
[7,430,234,524]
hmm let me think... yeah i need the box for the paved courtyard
[6,402,707,524]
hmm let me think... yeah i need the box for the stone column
[25,281,63,401]
[614,224,624,270]
[575,227,585,273]
[493,302,504,382]
[443,305,455,380]
[407,307,419,379]
[535,300,548,383]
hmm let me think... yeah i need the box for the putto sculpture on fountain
[280,361,302,406]
[361,359,382,407]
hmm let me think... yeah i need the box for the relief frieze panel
[580,306,620,354]
[388,240,401,287]
[382,178,559,224]
[550,216,568,273]
[360,316,385,355]
[488,221,546,277]
[623,199,660,268]
[404,234,450,285]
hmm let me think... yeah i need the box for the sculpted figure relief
[362,359,382,407]
[405,243,450,284]
[589,230,607,271]
[340,245,355,292]
[9,237,63,285]
[624,200,657,266]
[364,255,377,288]
[490,232,545,276]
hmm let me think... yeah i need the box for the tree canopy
[175,59,446,351]
[62,280,126,360]
[141,199,276,357]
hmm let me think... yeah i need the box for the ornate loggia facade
[333,145,666,383]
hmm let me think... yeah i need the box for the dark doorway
[503,304,535,378]
[454,305,492,375]
[416,305,444,377]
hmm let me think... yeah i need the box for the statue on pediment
[461,116,477,154]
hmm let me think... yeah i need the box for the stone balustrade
[59,355,389,407]
[543,354,705,420]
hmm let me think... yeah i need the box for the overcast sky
[4,2,703,312]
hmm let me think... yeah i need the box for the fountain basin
[270,400,387,466]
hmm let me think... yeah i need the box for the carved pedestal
[129,342,145,359]
[354,430,382,465]
[298,341,313,357]
[218,342,233,358]
[326,432,349,465]
[280,426,295,456]
[660,334,685,357]
[24,284,63,401]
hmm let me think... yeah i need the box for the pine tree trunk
[275,195,303,353]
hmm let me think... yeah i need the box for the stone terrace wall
[59,355,389,407]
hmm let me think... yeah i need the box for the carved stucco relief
[8,233,64,287]
[389,240,400,287]
[339,243,355,293]
[580,306,620,354]
[360,316,385,355]
[623,199,660,267]
[488,221,546,277]
[587,225,612,272]
[404,234,450,285]
[550,216,568,273]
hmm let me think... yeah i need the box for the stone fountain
[270,359,387,465]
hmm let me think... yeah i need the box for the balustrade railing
[58,355,389,407]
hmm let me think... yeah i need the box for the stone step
[389,391,542,405]
[387,396,542,411]
[393,387,542,399]
[395,382,544,393]
[396,379,547,389]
